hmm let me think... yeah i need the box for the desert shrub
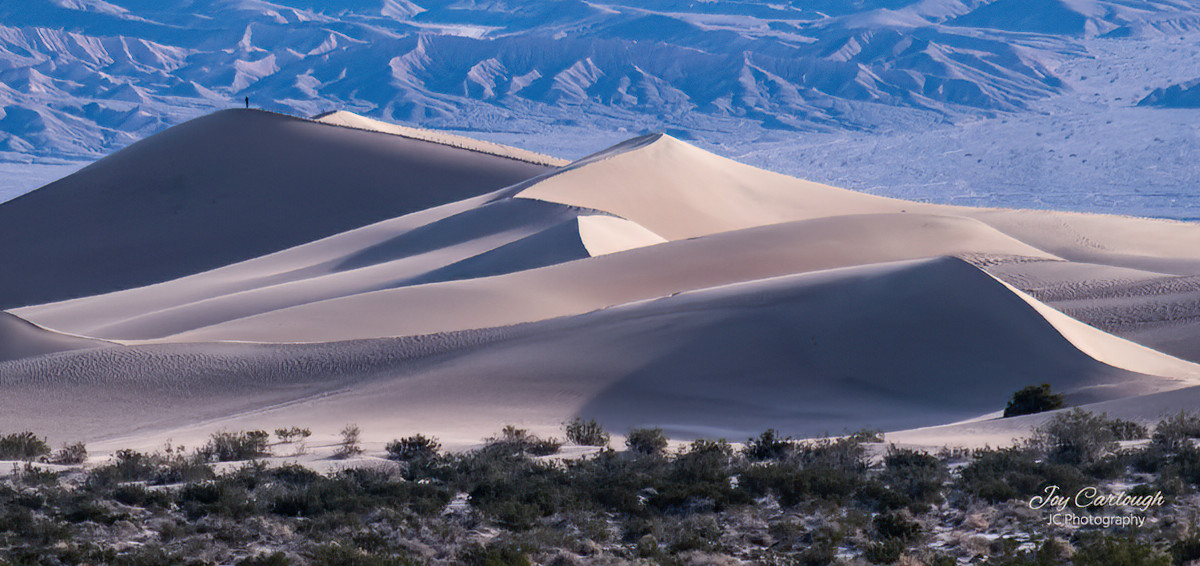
[110,484,171,508]
[744,429,792,461]
[862,538,906,564]
[847,428,885,443]
[486,425,561,457]
[1152,412,1200,453]
[334,424,364,459]
[564,418,610,447]
[880,447,946,506]
[274,427,311,443]
[652,439,751,512]
[1107,417,1149,441]
[457,541,532,566]
[50,441,88,465]
[0,431,51,460]
[385,434,441,461]
[1004,383,1064,417]
[103,449,157,482]
[1071,534,1170,566]
[237,552,293,566]
[198,430,271,462]
[740,438,869,506]
[626,427,668,455]
[308,543,415,566]
[1032,409,1119,466]
[873,511,921,542]
[958,446,1086,502]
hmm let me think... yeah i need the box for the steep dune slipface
[0,312,111,363]
[0,109,554,309]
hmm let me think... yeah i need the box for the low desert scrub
[333,424,363,459]
[625,427,668,455]
[486,425,561,457]
[563,418,610,447]
[0,431,51,461]
[274,426,312,444]
[198,430,271,462]
[385,434,441,461]
[50,441,88,465]
[7,411,1200,564]
[1003,383,1064,417]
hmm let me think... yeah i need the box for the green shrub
[564,418,610,447]
[334,424,364,459]
[1032,409,1118,466]
[881,447,946,506]
[457,541,532,566]
[50,441,88,465]
[1152,412,1200,454]
[1107,417,1149,441]
[486,425,561,457]
[198,430,271,462]
[1072,534,1170,566]
[385,434,441,461]
[744,429,793,461]
[1004,383,1064,417]
[0,431,51,460]
[274,427,311,443]
[625,427,668,455]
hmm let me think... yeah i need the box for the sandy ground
[5,110,1200,454]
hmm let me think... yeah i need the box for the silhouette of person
[244,96,249,109]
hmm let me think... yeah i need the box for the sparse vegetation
[563,418,609,447]
[0,431,51,461]
[1004,383,1065,417]
[49,441,88,465]
[198,430,271,462]
[625,427,668,455]
[274,426,312,444]
[385,434,441,462]
[334,424,363,459]
[485,425,561,457]
[4,412,1200,564]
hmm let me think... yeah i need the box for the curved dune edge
[576,215,667,256]
[313,110,570,167]
[989,274,1200,381]
[128,212,1066,343]
[0,311,114,362]
[5,257,1182,452]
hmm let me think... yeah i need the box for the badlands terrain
[3,108,1200,454]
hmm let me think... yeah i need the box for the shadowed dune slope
[0,109,554,309]
[149,213,1063,343]
[4,258,1194,447]
[0,312,112,363]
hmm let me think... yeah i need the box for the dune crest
[313,110,570,167]
[0,311,112,363]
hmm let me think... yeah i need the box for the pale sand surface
[5,111,1200,453]
[0,109,554,310]
[313,110,570,167]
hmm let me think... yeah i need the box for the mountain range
[4,0,1200,162]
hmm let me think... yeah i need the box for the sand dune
[5,258,1194,448]
[0,312,111,363]
[18,193,666,340]
[6,111,1200,451]
[0,109,554,309]
[313,110,570,167]
[32,212,1059,342]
